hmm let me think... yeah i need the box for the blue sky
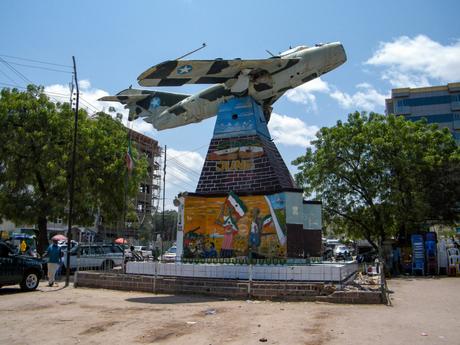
[1,0,460,209]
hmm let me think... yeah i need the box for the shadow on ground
[125,294,224,305]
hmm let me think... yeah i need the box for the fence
[62,243,359,290]
[124,260,357,286]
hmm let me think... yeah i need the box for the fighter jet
[99,42,346,130]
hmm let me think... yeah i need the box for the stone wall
[75,271,383,304]
[316,291,383,304]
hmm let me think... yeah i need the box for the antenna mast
[175,43,207,60]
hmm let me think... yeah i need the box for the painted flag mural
[183,192,287,259]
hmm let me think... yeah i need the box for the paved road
[0,277,458,345]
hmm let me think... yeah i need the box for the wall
[126,261,358,282]
[75,271,382,304]
[183,192,288,259]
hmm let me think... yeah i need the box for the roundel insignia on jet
[177,65,193,75]
[149,96,161,110]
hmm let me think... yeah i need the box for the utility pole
[66,56,79,287]
[162,145,166,244]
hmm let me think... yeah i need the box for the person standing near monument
[45,239,62,286]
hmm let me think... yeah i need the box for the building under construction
[125,129,162,238]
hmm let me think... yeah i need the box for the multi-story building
[128,129,161,220]
[385,82,460,145]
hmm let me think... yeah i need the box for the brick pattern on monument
[196,135,296,194]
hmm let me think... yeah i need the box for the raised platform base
[126,261,357,284]
[75,270,382,303]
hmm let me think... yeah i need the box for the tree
[293,112,460,251]
[153,210,178,241]
[0,85,147,253]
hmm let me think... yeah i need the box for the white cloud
[285,78,330,111]
[366,35,460,87]
[163,148,205,209]
[44,80,156,135]
[330,83,387,112]
[268,112,319,147]
[167,148,204,186]
[45,79,115,114]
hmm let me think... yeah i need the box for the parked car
[60,244,124,271]
[133,246,151,259]
[160,246,177,262]
[356,250,378,263]
[334,244,352,260]
[0,240,43,291]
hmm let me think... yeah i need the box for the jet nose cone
[315,42,346,75]
[328,42,347,64]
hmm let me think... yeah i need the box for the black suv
[0,241,44,291]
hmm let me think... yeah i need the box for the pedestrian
[20,240,27,253]
[45,239,63,287]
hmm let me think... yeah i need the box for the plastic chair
[447,248,460,276]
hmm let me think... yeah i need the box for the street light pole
[162,145,166,250]
[65,56,79,287]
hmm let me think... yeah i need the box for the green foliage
[153,210,178,240]
[293,112,460,250]
[0,85,147,253]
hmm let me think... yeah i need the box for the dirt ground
[0,277,458,345]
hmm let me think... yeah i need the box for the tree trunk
[37,216,48,255]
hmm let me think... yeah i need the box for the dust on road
[0,277,458,345]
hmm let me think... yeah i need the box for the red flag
[125,140,134,172]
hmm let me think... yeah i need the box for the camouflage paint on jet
[99,42,346,130]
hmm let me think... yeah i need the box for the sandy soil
[0,277,458,345]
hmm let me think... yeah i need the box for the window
[406,113,453,124]
[80,246,90,255]
[397,95,451,107]
[139,184,151,193]
[102,245,123,253]
[89,246,103,255]
[137,202,145,212]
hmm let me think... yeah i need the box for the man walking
[45,239,62,287]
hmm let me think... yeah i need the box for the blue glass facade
[386,83,460,145]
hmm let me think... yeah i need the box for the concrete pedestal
[178,97,322,260]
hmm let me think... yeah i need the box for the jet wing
[137,58,300,87]
[99,88,190,105]
[99,88,190,121]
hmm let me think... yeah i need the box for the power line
[167,155,203,175]
[2,60,73,74]
[0,54,72,68]
[167,143,209,160]
[167,159,202,177]
[0,56,33,84]
[0,81,99,114]
[0,54,100,114]
[0,68,20,85]
[167,169,198,189]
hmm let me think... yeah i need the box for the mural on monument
[207,139,264,172]
[183,192,287,259]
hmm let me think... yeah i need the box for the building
[386,83,460,239]
[128,129,161,218]
[385,82,460,145]
[111,129,161,240]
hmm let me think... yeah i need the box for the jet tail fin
[99,88,190,121]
